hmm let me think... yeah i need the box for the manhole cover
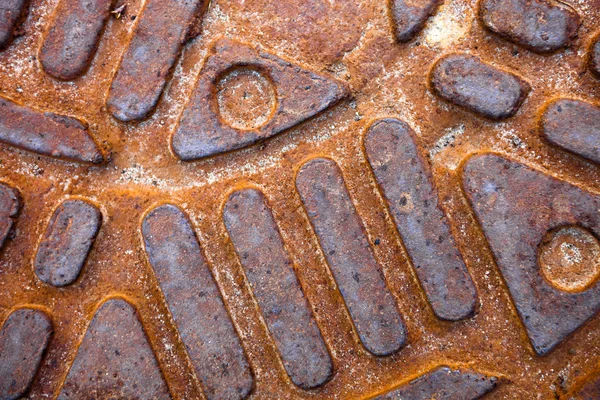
[1,0,599,398]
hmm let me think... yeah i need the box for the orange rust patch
[0,0,600,398]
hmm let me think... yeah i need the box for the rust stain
[0,0,600,398]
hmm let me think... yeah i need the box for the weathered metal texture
[296,158,407,356]
[479,0,580,53]
[142,204,254,400]
[0,182,20,250]
[106,0,208,121]
[223,188,332,389]
[34,199,102,287]
[2,0,600,398]
[0,0,27,50]
[374,366,497,399]
[591,34,600,78]
[40,0,114,80]
[0,308,52,400]
[542,99,600,164]
[172,39,349,161]
[58,299,171,399]
[572,370,600,399]
[0,97,105,163]
[463,154,600,355]
[430,53,530,120]
[365,118,477,321]
[389,0,442,42]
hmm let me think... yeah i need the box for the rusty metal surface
[106,0,208,122]
[373,366,498,399]
[223,188,333,389]
[390,0,443,43]
[542,98,600,165]
[172,39,349,160]
[0,0,28,50]
[0,308,52,400]
[142,204,254,400]
[0,97,106,163]
[430,53,531,119]
[479,0,581,53]
[58,299,171,398]
[0,0,600,398]
[296,157,407,356]
[34,199,102,287]
[0,182,20,249]
[570,369,600,399]
[40,0,114,80]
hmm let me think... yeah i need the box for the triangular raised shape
[463,154,600,355]
[58,299,171,399]
[172,39,349,160]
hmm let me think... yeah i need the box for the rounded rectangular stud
[479,0,580,53]
[106,0,209,121]
[542,99,600,165]
[0,308,52,400]
[40,0,114,80]
[296,158,407,356]
[390,0,442,42]
[223,189,332,389]
[34,199,102,287]
[429,54,530,120]
[0,0,28,50]
[142,204,254,400]
[365,118,478,321]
